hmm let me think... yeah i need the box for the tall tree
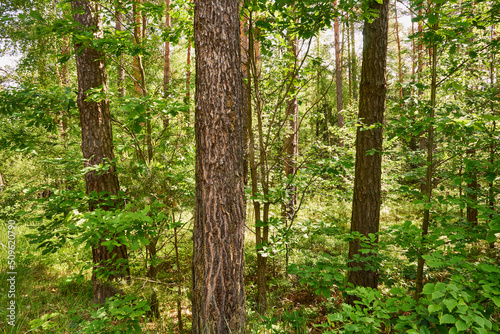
[347,0,389,303]
[333,0,344,127]
[71,0,129,304]
[192,0,246,331]
[162,0,171,129]
[350,20,358,102]
[116,3,125,98]
[283,4,299,275]
[163,0,171,100]
[415,3,440,300]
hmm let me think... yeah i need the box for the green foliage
[78,295,150,334]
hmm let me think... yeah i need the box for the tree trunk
[351,21,358,102]
[163,0,171,128]
[186,35,192,125]
[346,0,389,304]
[347,14,351,104]
[192,0,246,331]
[133,0,143,97]
[72,0,129,304]
[488,26,496,249]
[415,6,440,300]
[247,14,269,314]
[116,5,125,98]
[333,0,344,128]
[394,0,403,102]
[465,149,478,226]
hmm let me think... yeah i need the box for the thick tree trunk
[346,0,389,304]
[192,0,246,332]
[72,0,129,304]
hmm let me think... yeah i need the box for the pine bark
[192,0,246,331]
[347,0,389,303]
[72,0,129,304]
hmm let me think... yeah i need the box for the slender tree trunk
[488,25,496,249]
[415,8,440,300]
[394,0,403,102]
[459,163,464,218]
[351,21,358,102]
[132,0,153,162]
[347,14,352,104]
[72,0,129,304]
[192,0,246,331]
[116,5,125,98]
[283,7,299,273]
[174,225,184,331]
[333,0,344,127]
[186,36,192,124]
[466,149,478,226]
[163,0,171,128]
[133,0,143,97]
[248,15,269,314]
[59,35,70,140]
[346,0,389,304]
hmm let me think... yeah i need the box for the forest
[0,0,499,333]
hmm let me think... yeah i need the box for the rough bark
[347,0,389,303]
[72,0,129,304]
[192,0,246,331]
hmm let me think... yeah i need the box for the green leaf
[486,232,496,243]
[491,297,500,307]
[423,283,434,294]
[432,291,445,300]
[437,325,449,334]
[440,314,456,324]
[131,239,140,252]
[428,14,438,25]
[443,298,458,312]
[455,320,468,331]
